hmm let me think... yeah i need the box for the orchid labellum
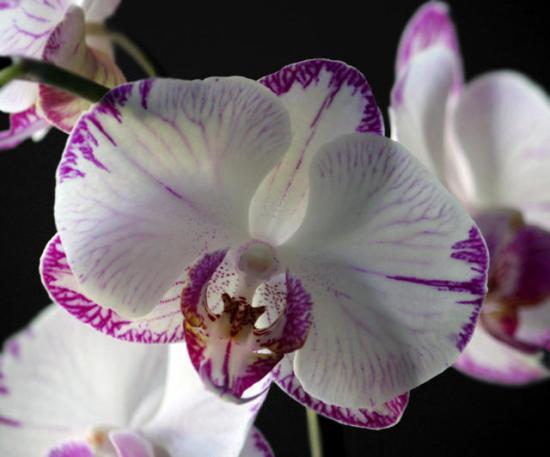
[0,305,272,457]
[0,0,124,149]
[41,59,488,427]
[391,2,550,384]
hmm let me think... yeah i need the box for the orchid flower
[41,59,488,428]
[0,0,125,150]
[391,2,550,384]
[0,304,273,457]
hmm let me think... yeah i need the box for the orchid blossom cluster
[0,0,547,455]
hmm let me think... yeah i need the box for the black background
[1,1,549,456]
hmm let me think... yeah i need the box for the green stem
[306,408,324,457]
[0,57,109,102]
[0,60,24,87]
[86,23,158,77]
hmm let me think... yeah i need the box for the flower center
[181,244,312,402]
[237,240,279,281]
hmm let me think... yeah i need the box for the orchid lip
[181,246,312,402]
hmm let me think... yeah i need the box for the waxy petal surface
[454,319,549,384]
[450,71,550,226]
[37,5,125,132]
[54,77,291,317]
[41,235,185,342]
[0,0,66,112]
[391,46,459,182]
[396,1,460,74]
[250,59,383,244]
[282,133,487,408]
[0,106,49,150]
[275,355,409,429]
[144,344,270,457]
[0,305,168,456]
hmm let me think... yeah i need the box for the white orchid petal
[74,0,121,22]
[275,355,409,429]
[454,320,549,384]
[390,46,459,182]
[37,5,125,132]
[40,235,185,343]
[0,0,66,112]
[282,133,487,407]
[0,305,168,456]
[143,344,268,457]
[55,77,291,318]
[450,71,550,225]
[249,59,383,244]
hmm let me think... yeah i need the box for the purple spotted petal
[40,234,185,343]
[37,5,125,132]
[396,2,461,75]
[0,0,66,112]
[454,319,549,385]
[239,428,274,457]
[0,107,49,150]
[250,59,383,244]
[275,355,409,429]
[282,133,488,408]
[0,305,168,456]
[54,77,291,318]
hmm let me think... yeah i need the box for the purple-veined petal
[74,0,120,22]
[0,305,168,456]
[37,5,125,132]
[40,234,185,343]
[0,106,49,150]
[390,45,460,183]
[143,344,268,457]
[54,77,291,318]
[280,133,488,408]
[180,248,311,401]
[396,1,461,75]
[109,430,155,457]
[274,355,409,429]
[249,59,383,244]
[449,71,550,225]
[239,428,273,457]
[0,0,67,112]
[454,319,549,385]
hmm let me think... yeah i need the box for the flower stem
[0,57,109,102]
[86,23,159,77]
[306,408,324,457]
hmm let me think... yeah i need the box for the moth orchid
[0,305,273,457]
[391,2,550,384]
[41,59,488,428]
[0,0,124,150]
